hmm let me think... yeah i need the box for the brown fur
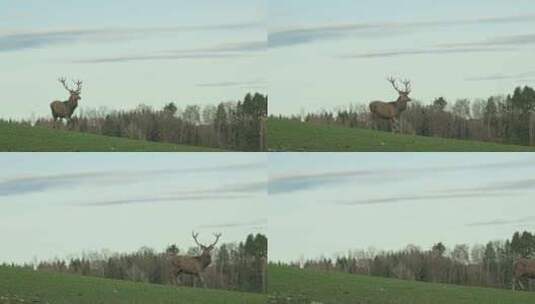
[50,95,80,121]
[513,258,535,290]
[369,78,412,132]
[50,78,82,124]
[169,232,221,287]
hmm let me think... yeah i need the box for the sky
[2,153,535,264]
[0,0,266,119]
[268,153,535,262]
[0,153,267,264]
[269,0,535,115]
[4,1,535,118]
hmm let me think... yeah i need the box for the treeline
[35,93,267,151]
[34,234,267,293]
[284,231,535,291]
[280,86,535,146]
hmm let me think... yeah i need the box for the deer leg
[198,274,206,288]
[518,278,525,290]
[372,115,380,131]
[512,277,516,291]
[392,118,400,133]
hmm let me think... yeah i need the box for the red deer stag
[50,77,82,126]
[369,77,412,132]
[512,258,535,291]
[169,232,221,288]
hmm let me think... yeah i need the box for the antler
[192,231,221,248]
[192,231,202,247]
[74,80,83,93]
[387,77,403,93]
[209,233,222,247]
[58,77,83,93]
[58,77,71,92]
[401,79,411,94]
[387,77,411,94]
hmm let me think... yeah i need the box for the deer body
[170,253,211,284]
[512,258,535,291]
[50,78,82,124]
[369,100,408,119]
[50,96,79,121]
[170,232,221,288]
[369,78,412,132]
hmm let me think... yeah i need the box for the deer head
[58,77,82,102]
[387,77,411,104]
[192,231,221,256]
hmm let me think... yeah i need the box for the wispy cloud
[466,71,535,81]
[269,24,375,48]
[73,40,266,64]
[341,47,512,59]
[334,168,535,206]
[269,14,535,48]
[442,33,535,48]
[337,192,515,206]
[197,219,267,229]
[467,216,535,227]
[174,180,267,196]
[0,171,126,197]
[443,178,535,193]
[269,170,374,195]
[269,158,535,195]
[0,162,263,197]
[206,181,267,194]
[82,194,251,207]
[81,181,267,207]
[168,41,266,54]
[74,53,253,64]
[196,80,267,88]
[0,23,263,53]
[81,178,265,206]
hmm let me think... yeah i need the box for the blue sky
[4,1,535,117]
[2,153,535,264]
[269,0,535,114]
[268,153,535,262]
[0,0,265,119]
[0,153,267,264]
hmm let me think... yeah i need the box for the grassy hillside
[268,265,535,304]
[0,122,223,152]
[268,119,535,152]
[0,267,264,304]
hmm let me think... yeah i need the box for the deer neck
[67,95,79,112]
[394,99,408,115]
[197,252,212,269]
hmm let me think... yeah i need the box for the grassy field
[0,267,264,304]
[268,265,535,304]
[0,122,223,152]
[268,119,535,152]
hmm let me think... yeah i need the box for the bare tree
[169,232,222,288]
[512,258,535,291]
[369,77,412,132]
[50,77,82,126]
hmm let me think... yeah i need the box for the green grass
[268,119,535,152]
[0,267,264,304]
[0,122,223,152]
[268,265,535,304]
